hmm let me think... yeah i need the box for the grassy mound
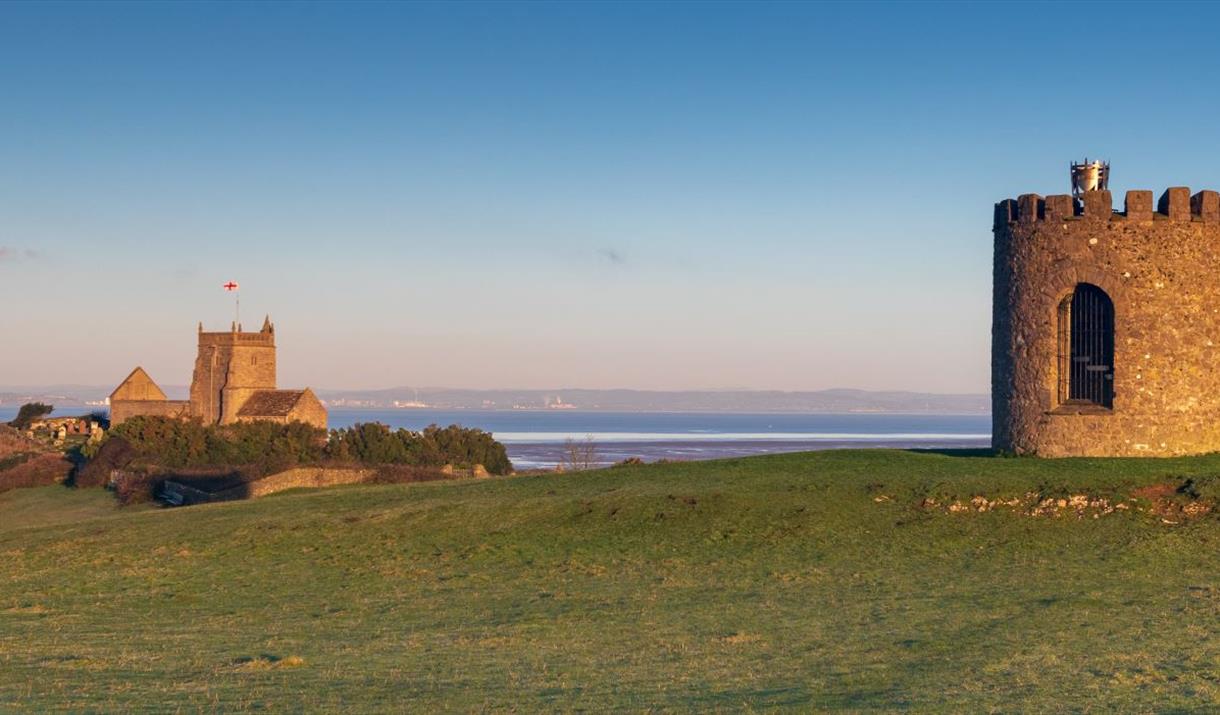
[2,449,1219,711]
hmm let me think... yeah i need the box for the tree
[9,403,53,431]
[561,434,599,472]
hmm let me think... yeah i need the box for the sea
[0,405,991,469]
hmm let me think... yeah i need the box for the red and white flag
[223,281,239,292]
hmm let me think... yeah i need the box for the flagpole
[224,281,241,329]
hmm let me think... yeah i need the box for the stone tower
[110,317,326,429]
[189,316,278,425]
[993,185,1220,456]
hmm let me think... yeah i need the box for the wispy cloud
[597,248,626,265]
[0,247,39,263]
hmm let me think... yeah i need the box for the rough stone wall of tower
[993,186,1220,456]
[189,321,277,425]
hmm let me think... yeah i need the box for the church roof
[237,389,311,417]
[110,367,168,402]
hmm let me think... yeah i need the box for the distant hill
[314,387,990,414]
[0,385,989,414]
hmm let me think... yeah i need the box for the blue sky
[2,1,1217,392]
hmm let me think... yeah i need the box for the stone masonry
[109,317,327,430]
[993,186,1220,456]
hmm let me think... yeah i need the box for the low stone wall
[161,465,470,506]
[234,467,376,499]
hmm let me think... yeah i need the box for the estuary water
[0,406,991,469]
[329,409,991,468]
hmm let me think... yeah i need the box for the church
[109,317,327,430]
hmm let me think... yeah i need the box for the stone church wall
[109,400,190,427]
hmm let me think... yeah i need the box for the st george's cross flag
[223,281,239,292]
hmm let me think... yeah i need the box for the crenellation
[1124,190,1153,220]
[1044,194,1073,221]
[994,199,1017,229]
[1081,190,1112,220]
[1017,194,1043,223]
[994,188,1220,225]
[1158,187,1191,220]
[198,331,275,347]
[1191,190,1219,222]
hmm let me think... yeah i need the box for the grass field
[2,449,1219,712]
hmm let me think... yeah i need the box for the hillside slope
[0,424,41,459]
[1,450,1219,711]
[0,425,73,493]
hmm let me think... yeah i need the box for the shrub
[0,453,73,492]
[74,436,137,488]
[110,470,162,506]
[80,418,513,504]
[106,417,328,471]
[324,423,512,474]
[9,402,53,431]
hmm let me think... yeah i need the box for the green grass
[0,485,141,532]
[2,449,1219,712]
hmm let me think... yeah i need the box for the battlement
[994,188,1220,229]
[197,331,276,346]
[196,316,276,346]
[198,332,275,346]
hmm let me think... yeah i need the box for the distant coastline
[0,386,989,415]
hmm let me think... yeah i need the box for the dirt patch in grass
[915,480,1213,522]
[1131,483,1178,500]
[232,654,306,670]
[721,632,764,646]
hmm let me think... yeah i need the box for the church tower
[189,317,278,425]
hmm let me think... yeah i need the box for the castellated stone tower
[993,186,1220,456]
[110,316,326,429]
[190,316,278,425]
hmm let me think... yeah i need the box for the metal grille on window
[1067,283,1114,408]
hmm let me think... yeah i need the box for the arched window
[1057,283,1114,408]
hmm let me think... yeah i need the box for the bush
[110,470,162,506]
[325,423,512,475]
[106,417,328,472]
[0,453,73,492]
[9,402,53,431]
[74,436,137,488]
[80,418,513,504]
